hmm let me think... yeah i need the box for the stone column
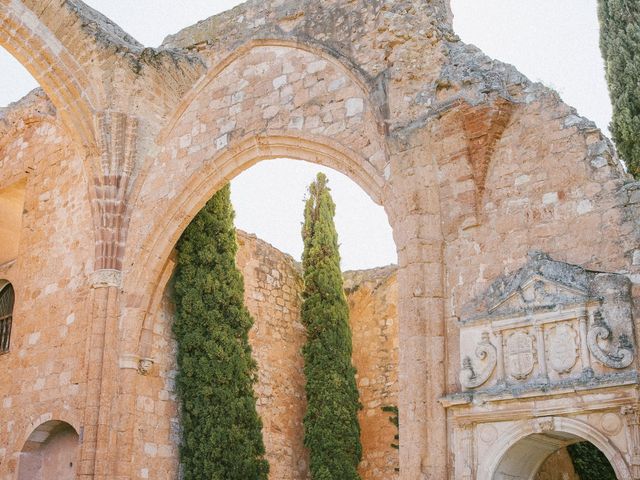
[621,405,640,479]
[458,422,474,480]
[79,270,122,478]
[391,148,447,479]
[535,325,548,380]
[578,314,592,375]
[79,111,138,479]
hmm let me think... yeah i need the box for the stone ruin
[1,0,640,478]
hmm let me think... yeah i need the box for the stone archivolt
[0,0,639,479]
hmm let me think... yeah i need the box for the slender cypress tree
[172,184,269,480]
[598,0,640,177]
[301,172,362,480]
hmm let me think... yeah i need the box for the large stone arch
[125,132,388,354]
[0,0,97,149]
[123,41,392,349]
[157,38,389,145]
[478,417,631,480]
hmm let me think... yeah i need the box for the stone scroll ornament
[587,311,634,369]
[460,332,497,389]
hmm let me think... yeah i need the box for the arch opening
[17,420,80,480]
[142,157,399,479]
[493,432,618,480]
[230,158,396,271]
[0,47,38,107]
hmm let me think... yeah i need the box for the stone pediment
[487,274,589,320]
[463,251,601,324]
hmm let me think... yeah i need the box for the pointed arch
[0,0,97,150]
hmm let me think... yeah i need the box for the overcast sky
[0,1,611,270]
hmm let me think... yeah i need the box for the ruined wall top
[163,0,453,50]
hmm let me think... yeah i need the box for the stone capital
[90,269,122,288]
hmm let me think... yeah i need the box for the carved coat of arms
[547,323,577,374]
[506,331,535,380]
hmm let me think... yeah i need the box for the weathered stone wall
[535,448,579,480]
[237,232,309,480]
[0,92,92,479]
[345,266,399,480]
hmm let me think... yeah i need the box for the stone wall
[0,91,92,479]
[237,232,309,480]
[345,266,399,480]
[535,448,579,480]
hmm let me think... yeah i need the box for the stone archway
[17,420,80,480]
[114,32,446,477]
[0,1,96,148]
[478,417,631,480]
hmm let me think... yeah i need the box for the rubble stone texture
[1,0,639,479]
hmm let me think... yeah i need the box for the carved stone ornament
[588,311,634,369]
[506,330,535,380]
[460,332,497,389]
[547,323,578,374]
[90,268,122,288]
[532,417,555,433]
[119,354,154,375]
[137,357,154,375]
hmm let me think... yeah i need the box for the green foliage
[567,441,616,480]
[382,405,399,472]
[172,184,269,480]
[301,173,363,480]
[598,0,640,177]
[381,405,399,450]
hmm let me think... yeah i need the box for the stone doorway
[493,432,617,480]
[17,421,79,480]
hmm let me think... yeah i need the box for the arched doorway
[17,420,79,480]
[493,431,620,480]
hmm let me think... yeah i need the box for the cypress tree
[172,184,269,480]
[598,0,640,177]
[301,172,362,480]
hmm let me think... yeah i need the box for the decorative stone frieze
[456,252,636,394]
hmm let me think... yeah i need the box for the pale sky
[0,1,611,270]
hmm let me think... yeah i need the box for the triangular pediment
[461,252,603,324]
[487,274,589,318]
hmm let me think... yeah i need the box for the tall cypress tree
[301,173,362,480]
[172,184,269,480]
[598,0,640,177]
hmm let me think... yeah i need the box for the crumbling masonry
[1,0,640,479]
